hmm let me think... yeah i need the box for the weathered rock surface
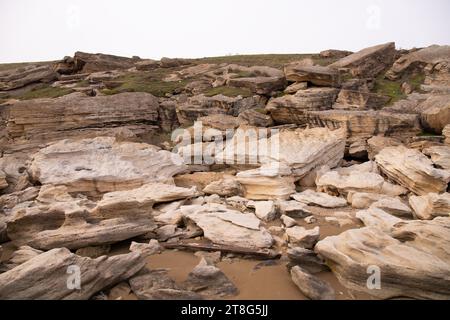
[1,92,168,153]
[184,258,238,298]
[203,177,242,197]
[443,125,450,145]
[333,79,390,110]
[287,247,328,274]
[386,45,450,80]
[416,94,450,134]
[0,64,57,91]
[315,218,450,299]
[329,42,397,78]
[266,88,338,125]
[292,190,347,208]
[369,198,412,218]
[0,248,145,299]
[277,200,312,218]
[375,146,450,195]
[284,64,340,87]
[423,145,450,170]
[286,226,320,249]
[307,110,421,145]
[247,200,278,222]
[129,240,163,257]
[182,203,273,249]
[129,269,201,300]
[316,161,408,197]
[71,51,139,73]
[29,137,186,193]
[409,192,450,220]
[367,136,402,160]
[290,266,335,300]
[7,183,195,250]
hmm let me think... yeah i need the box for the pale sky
[1,0,449,63]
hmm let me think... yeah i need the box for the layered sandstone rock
[284,64,340,87]
[266,88,338,125]
[329,42,397,78]
[386,45,450,80]
[315,218,450,299]
[291,190,347,208]
[443,125,450,145]
[0,248,145,299]
[72,51,139,73]
[181,203,274,249]
[422,145,450,170]
[29,137,186,194]
[333,79,390,110]
[0,64,57,91]
[1,92,165,153]
[306,110,421,145]
[416,94,450,134]
[409,192,450,220]
[375,146,450,195]
[6,183,195,250]
[316,161,408,197]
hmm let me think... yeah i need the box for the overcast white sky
[1,0,449,63]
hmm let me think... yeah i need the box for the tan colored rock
[203,177,242,197]
[315,218,450,299]
[367,136,402,160]
[443,125,450,145]
[284,64,340,87]
[29,137,186,194]
[1,92,164,153]
[284,82,307,94]
[266,88,338,125]
[7,183,195,250]
[0,64,57,91]
[329,42,396,78]
[347,192,390,209]
[182,203,273,249]
[423,145,450,170]
[307,110,421,145]
[129,240,163,257]
[290,266,335,300]
[277,200,312,218]
[316,161,408,197]
[333,79,390,110]
[72,51,139,73]
[386,45,450,80]
[356,208,403,232]
[375,146,450,195]
[418,94,450,134]
[0,248,145,299]
[292,190,347,208]
[286,226,320,249]
[75,245,111,258]
[237,109,274,127]
[409,193,450,220]
[247,200,278,222]
[0,170,7,191]
[369,198,412,218]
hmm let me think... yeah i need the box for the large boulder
[6,183,195,250]
[409,192,450,220]
[284,64,340,87]
[266,88,338,125]
[316,161,408,197]
[333,79,390,110]
[422,145,450,170]
[416,94,450,134]
[181,203,274,250]
[375,146,450,195]
[315,218,450,299]
[329,42,397,78]
[72,51,139,73]
[0,248,145,299]
[1,92,165,153]
[29,137,186,194]
[0,64,57,91]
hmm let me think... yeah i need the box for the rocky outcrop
[284,64,340,87]
[329,42,397,78]
[375,146,450,195]
[266,88,338,125]
[182,203,274,249]
[386,45,450,80]
[7,183,195,250]
[176,94,265,126]
[316,161,408,197]
[409,192,450,220]
[306,110,421,145]
[0,248,145,299]
[0,64,57,91]
[315,218,450,299]
[1,92,167,153]
[333,79,390,110]
[72,51,139,73]
[29,137,186,194]
[416,94,450,134]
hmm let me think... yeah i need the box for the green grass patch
[373,75,405,104]
[417,131,441,137]
[203,86,253,98]
[100,72,189,97]
[0,61,55,72]
[13,84,74,100]
[198,54,318,69]
[408,73,426,91]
